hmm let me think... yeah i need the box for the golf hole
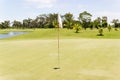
[53,67,60,70]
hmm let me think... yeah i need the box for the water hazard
[0,32,28,39]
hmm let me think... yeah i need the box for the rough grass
[0,28,120,40]
[0,39,120,80]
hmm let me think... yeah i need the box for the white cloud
[25,0,57,8]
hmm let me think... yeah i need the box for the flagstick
[53,14,61,70]
[53,26,60,70]
[57,26,60,69]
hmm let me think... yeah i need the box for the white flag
[58,14,63,28]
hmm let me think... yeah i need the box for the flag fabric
[58,14,63,28]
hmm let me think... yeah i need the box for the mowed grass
[0,29,120,80]
[0,28,120,40]
[0,39,120,80]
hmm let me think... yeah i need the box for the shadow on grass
[97,34,104,36]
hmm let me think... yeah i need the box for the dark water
[0,32,27,39]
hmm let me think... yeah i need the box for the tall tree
[36,14,48,28]
[12,20,22,29]
[102,16,108,28]
[78,11,92,30]
[111,19,119,30]
[63,12,74,29]
[111,19,119,28]
[0,20,10,29]
[93,17,101,29]
[47,13,58,28]
[72,20,82,33]
[23,18,32,28]
[30,19,37,29]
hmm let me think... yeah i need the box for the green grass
[0,39,120,80]
[0,29,120,80]
[0,28,120,40]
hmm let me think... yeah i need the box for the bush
[107,25,112,32]
[73,24,81,33]
[97,28,104,36]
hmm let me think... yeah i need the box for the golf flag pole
[54,14,63,70]
[57,21,60,69]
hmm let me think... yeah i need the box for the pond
[0,32,28,39]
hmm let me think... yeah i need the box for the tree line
[0,11,120,30]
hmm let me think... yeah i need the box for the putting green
[0,39,120,80]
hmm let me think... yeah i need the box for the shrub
[97,28,104,36]
[73,24,81,33]
[107,25,112,32]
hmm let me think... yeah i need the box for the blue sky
[0,0,120,23]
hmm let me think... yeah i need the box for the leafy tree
[89,22,93,30]
[47,13,58,28]
[23,18,32,28]
[111,19,119,31]
[78,11,92,30]
[73,23,81,33]
[63,12,74,29]
[0,20,10,29]
[102,16,108,28]
[12,20,22,29]
[36,14,48,28]
[23,19,28,28]
[30,19,38,29]
[52,19,58,28]
[107,25,112,32]
[97,28,104,36]
[93,17,101,29]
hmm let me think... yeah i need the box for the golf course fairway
[0,39,120,80]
